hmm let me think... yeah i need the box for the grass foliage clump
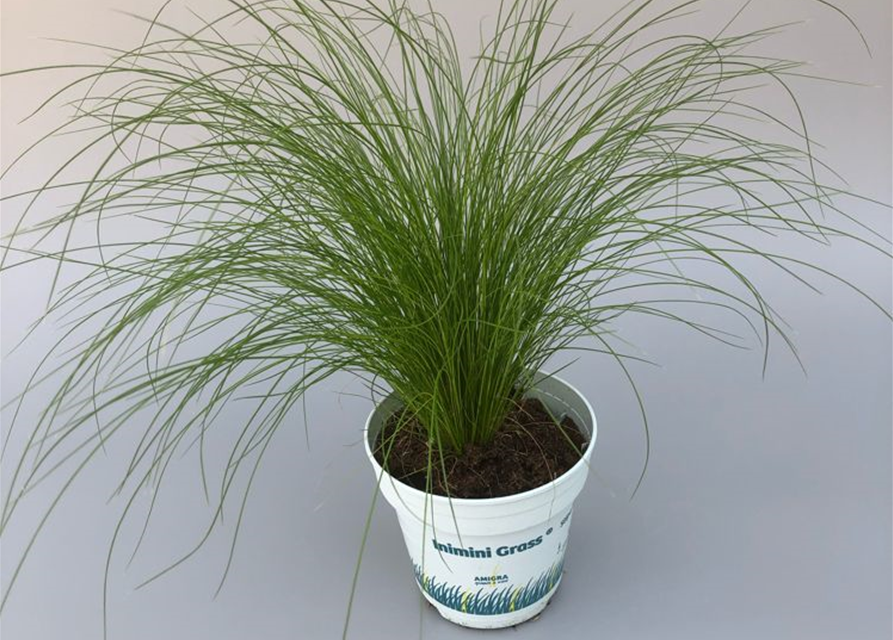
[1,0,888,621]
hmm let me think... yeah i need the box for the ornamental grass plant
[0,0,888,634]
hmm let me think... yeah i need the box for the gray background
[1,1,890,638]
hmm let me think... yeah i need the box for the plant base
[364,373,597,629]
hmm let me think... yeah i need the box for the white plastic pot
[364,373,596,629]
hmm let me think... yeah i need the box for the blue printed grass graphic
[413,561,564,615]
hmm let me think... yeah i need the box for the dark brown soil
[372,397,587,499]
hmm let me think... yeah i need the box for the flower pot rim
[363,371,597,507]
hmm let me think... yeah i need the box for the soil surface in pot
[373,397,587,498]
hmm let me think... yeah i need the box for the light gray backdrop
[1,1,891,639]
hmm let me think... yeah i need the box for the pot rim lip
[362,371,597,507]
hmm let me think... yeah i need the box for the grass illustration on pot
[412,559,564,615]
[0,0,887,636]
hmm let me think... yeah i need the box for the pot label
[406,507,574,616]
[413,558,565,616]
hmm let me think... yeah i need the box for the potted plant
[0,0,887,635]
